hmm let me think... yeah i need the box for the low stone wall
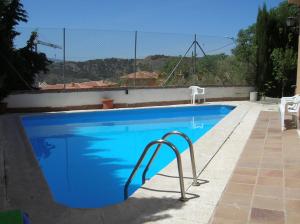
[4,86,254,112]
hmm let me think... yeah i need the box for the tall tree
[232,24,256,67]
[256,4,272,95]
[0,0,51,102]
[233,1,298,97]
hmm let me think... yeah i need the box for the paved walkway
[209,111,300,224]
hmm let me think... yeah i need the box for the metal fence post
[194,34,197,75]
[134,30,137,87]
[63,27,66,89]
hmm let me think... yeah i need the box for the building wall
[4,86,255,110]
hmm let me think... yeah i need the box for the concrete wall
[4,86,255,109]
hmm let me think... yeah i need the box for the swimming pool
[21,105,234,208]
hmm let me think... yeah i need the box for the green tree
[256,4,272,94]
[231,25,257,84]
[0,0,51,102]
[232,24,256,67]
[271,48,297,97]
[257,2,298,96]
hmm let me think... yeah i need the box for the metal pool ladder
[124,131,200,201]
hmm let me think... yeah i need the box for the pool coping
[0,101,265,223]
[17,102,232,118]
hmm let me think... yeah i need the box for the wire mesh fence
[15,27,254,90]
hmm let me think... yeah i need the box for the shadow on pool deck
[0,114,193,224]
[100,196,187,223]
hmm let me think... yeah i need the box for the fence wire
[15,27,253,90]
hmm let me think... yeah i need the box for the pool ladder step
[124,130,200,201]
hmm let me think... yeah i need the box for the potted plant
[0,99,8,114]
[0,101,8,114]
[0,77,8,114]
[102,98,114,109]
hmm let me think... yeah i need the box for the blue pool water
[21,105,234,208]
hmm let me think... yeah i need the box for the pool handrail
[142,131,200,186]
[124,139,188,201]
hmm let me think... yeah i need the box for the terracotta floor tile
[234,167,258,176]
[245,142,265,147]
[286,199,300,213]
[285,162,300,169]
[209,112,300,224]
[283,150,300,156]
[226,182,255,195]
[254,185,283,199]
[285,178,300,189]
[265,138,281,143]
[250,135,265,140]
[264,143,282,149]
[230,174,256,185]
[283,145,300,152]
[241,151,263,158]
[263,152,283,158]
[214,204,250,222]
[252,196,284,211]
[249,208,285,224]
[220,192,252,207]
[284,158,300,165]
[239,157,261,164]
[262,155,283,162]
[211,217,247,224]
[259,169,283,178]
[257,177,283,186]
[268,130,281,135]
[264,146,282,152]
[285,168,300,179]
[237,161,260,169]
[285,188,300,200]
[260,162,283,170]
[286,211,300,224]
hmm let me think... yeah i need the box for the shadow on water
[23,130,203,223]
[28,132,140,208]
[24,118,211,209]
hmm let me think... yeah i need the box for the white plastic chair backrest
[189,86,204,95]
[281,94,300,104]
[287,96,300,112]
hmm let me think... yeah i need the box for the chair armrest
[197,87,205,94]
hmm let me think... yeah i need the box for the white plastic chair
[189,86,205,104]
[279,95,300,131]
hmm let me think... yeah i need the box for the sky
[16,0,285,60]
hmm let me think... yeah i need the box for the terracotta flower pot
[0,102,7,114]
[102,98,114,109]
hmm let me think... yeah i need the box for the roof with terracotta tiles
[121,71,159,80]
[39,80,118,90]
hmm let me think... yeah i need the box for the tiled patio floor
[209,111,300,224]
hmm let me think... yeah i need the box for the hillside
[37,54,253,86]
[38,55,172,84]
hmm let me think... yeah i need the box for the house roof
[121,71,159,80]
[288,0,300,5]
